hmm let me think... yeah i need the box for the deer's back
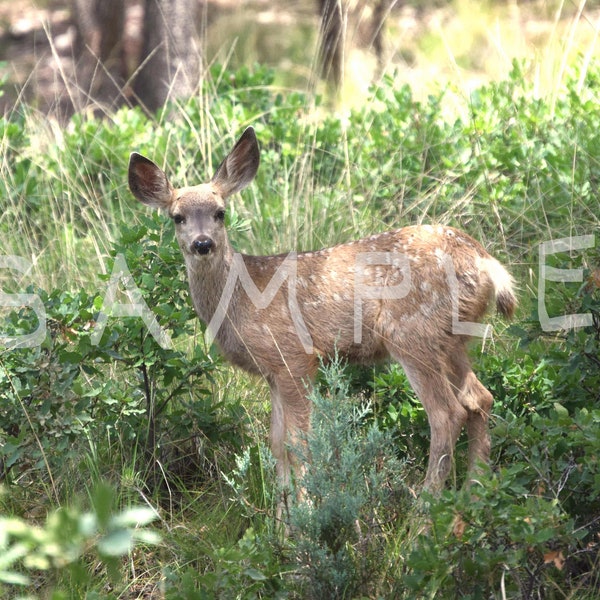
[214,225,498,373]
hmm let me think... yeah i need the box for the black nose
[192,237,214,255]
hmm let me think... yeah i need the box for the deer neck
[184,242,239,323]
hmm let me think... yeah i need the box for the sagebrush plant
[1,58,600,597]
[287,356,410,599]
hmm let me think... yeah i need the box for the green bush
[347,61,599,263]
[0,214,242,492]
[0,482,160,597]
[163,527,287,600]
[401,474,583,599]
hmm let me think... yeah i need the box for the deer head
[128,127,260,260]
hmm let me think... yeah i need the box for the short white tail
[128,127,516,499]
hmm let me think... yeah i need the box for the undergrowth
[1,57,599,597]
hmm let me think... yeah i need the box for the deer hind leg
[448,350,494,479]
[395,353,469,492]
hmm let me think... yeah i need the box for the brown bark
[318,0,345,91]
[72,0,126,109]
[133,0,201,113]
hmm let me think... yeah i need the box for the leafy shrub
[163,527,287,600]
[401,391,600,598]
[347,61,600,265]
[401,472,584,599]
[0,482,160,597]
[0,214,241,490]
[1,286,133,483]
[370,363,430,474]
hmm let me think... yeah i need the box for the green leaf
[110,507,158,528]
[132,530,162,545]
[97,529,132,556]
[0,570,30,585]
[553,402,569,417]
[244,567,268,581]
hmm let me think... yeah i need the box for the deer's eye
[172,214,186,225]
[215,209,226,222]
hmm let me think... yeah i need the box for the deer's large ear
[128,153,174,210]
[211,127,260,199]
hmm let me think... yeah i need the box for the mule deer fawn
[128,127,516,497]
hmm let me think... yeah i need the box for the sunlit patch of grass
[353,0,600,108]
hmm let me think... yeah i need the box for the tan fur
[128,127,517,496]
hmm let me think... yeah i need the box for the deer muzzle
[192,236,214,255]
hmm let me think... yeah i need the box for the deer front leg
[270,384,291,489]
[269,374,313,520]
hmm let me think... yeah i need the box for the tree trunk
[317,0,345,92]
[371,0,390,79]
[133,0,200,113]
[72,0,126,110]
